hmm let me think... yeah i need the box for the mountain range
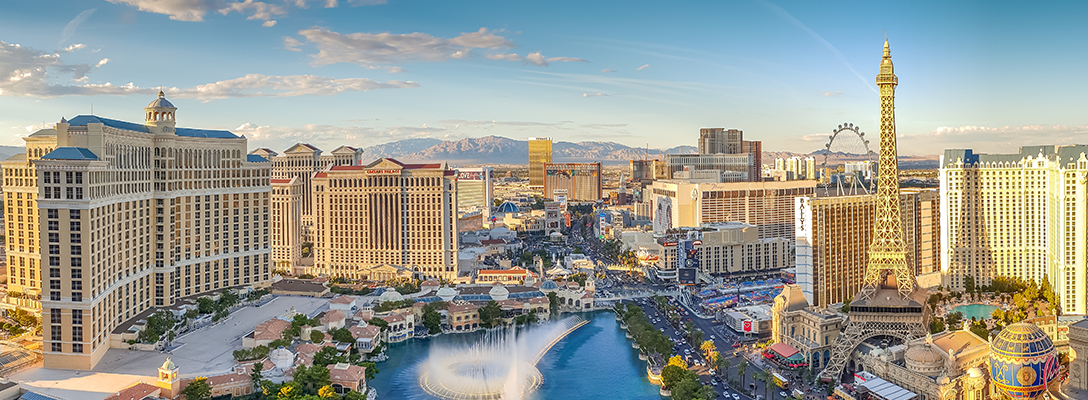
[354,136,938,168]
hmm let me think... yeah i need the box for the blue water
[952,304,999,320]
[368,311,661,399]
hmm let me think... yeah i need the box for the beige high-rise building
[649,179,815,241]
[543,162,601,201]
[33,92,272,370]
[941,146,1088,314]
[2,130,57,311]
[270,177,303,273]
[311,158,458,281]
[455,167,493,218]
[249,144,361,235]
[698,128,743,155]
[794,189,941,308]
[527,137,552,189]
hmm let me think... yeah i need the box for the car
[711,380,718,386]
[780,392,788,398]
[733,395,740,400]
[732,342,741,348]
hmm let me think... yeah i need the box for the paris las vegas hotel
[2,92,273,369]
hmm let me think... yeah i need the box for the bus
[771,372,789,389]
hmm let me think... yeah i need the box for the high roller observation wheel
[820,122,875,196]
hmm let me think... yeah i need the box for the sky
[2,1,1088,156]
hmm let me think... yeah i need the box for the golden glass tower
[528,137,553,189]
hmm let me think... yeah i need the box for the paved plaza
[11,296,329,399]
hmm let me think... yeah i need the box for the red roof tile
[104,382,160,400]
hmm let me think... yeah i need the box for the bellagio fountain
[418,315,588,400]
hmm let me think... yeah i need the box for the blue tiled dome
[496,201,520,213]
[989,323,1058,399]
[540,280,558,290]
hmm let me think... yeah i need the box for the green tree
[196,297,218,314]
[293,364,332,394]
[946,311,963,330]
[737,360,748,388]
[180,376,212,400]
[331,328,355,343]
[842,297,852,313]
[313,346,345,367]
[970,321,990,341]
[251,362,264,392]
[929,318,946,334]
[478,301,503,328]
[547,292,559,315]
[964,276,976,296]
[269,338,291,349]
[310,330,325,344]
[423,309,442,334]
[661,365,686,388]
[690,329,704,346]
[368,318,389,331]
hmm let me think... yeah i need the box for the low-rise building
[329,295,356,311]
[447,302,480,332]
[378,312,415,343]
[320,310,346,330]
[349,324,382,353]
[770,285,845,371]
[476,267,535,284]
[243,318,292,349]
[327,362,367,395]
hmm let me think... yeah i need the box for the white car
[731,394,740,400]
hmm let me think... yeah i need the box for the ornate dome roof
[540,280,558,290]
[379,290,404,302]
[489,283,509,301]
[147,91,175,109]
[269,347,294,371]
[496,201,520,214]
[904,343,944,376]
[436,286,458,302]
[160,357,176,370]
[990,323,1059,399]
[967,367,983,379]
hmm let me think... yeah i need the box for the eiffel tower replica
[818,38,931,383]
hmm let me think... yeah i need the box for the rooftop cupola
[144,90,177,135]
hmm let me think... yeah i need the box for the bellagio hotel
[3,92,273,369]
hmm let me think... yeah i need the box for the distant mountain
[762,149,939,170]
[353,137,937,168]
[0,146,24,162]
[359,138,443,161]
[357,136,699,165]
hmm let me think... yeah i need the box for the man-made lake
[952,304,999,320]
[368,311,661,399]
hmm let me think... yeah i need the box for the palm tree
[737,360,748,388]
[700,340,717,360]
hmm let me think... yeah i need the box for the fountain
[418,315,588,400]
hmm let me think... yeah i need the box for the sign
[678,268,697,284]
[743,320,752,332]
[457,171,485,180]
[366,169,400,174]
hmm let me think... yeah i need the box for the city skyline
[3,1,1088,156]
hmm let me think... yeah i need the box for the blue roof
[65,115,239,139]
[247,154,269,163]
[496,201,520,213]
[20,392,60,400]
[41,147,98,160]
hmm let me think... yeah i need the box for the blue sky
[2,0,1087,155]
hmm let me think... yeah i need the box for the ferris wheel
[820,122,876,196]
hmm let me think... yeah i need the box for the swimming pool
[951,304,999,320]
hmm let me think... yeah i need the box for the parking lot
[11,295,328,399]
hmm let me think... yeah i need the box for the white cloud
[291,28,586,69]
[106,0,382,23]
[283,36,303,52]
[821,91,842,97]
[582,92,607,97]
[262,20,276,27]
[521,51,589,67]
[25,122,56,133]
[95,58,109,68]
[636,64,650,71]
[293,27,514,68]
[905,125,1088,153]
[59,43,86,53]
[486,53,522,61]
[0,39,417,99]
[601,68,616,73]
[60,9,96,46]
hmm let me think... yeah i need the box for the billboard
[457,171,486,180]
[652,196,673,235]
[678,268,697,284]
